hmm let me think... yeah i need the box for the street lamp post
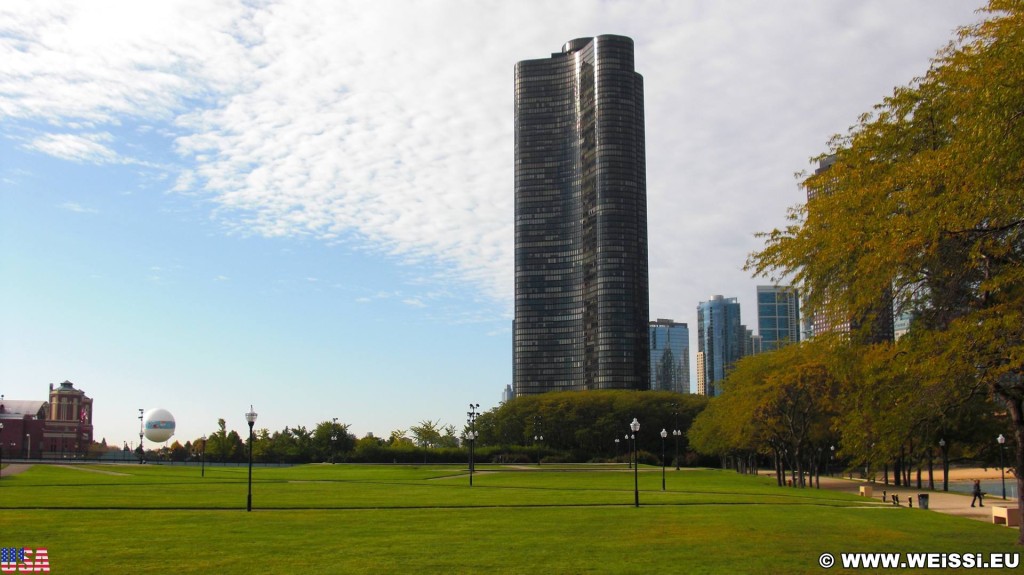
[614,437,620,462]
[138,408,144,463]
[201,435,207,478]
[331,418,339,464]
[630,418,640,507]
[465,430,480,486]
[939,439,948,492]
[467,403,480,485]
[660,428,668,491]
[672,429,682,470]
[245,406,258,512]
[998,434,1007,500]
[625,434,632,469]
[532,415,543,466]
[0,422,4,481]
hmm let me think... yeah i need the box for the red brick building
[0,380,94,460]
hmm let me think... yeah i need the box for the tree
[409,420,444,448]
[205,418,231,463]
[747,0,1024,543]
[312,420,354,462]
[689,340,838,485]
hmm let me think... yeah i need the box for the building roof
[0,400,48,420]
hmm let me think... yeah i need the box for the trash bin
[918,494,929,509]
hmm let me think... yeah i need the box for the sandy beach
[947,467,1016,481]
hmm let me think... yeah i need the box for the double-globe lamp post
[246,406,258,512]
[630,417,640,507]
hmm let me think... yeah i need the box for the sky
[0,0,987,448]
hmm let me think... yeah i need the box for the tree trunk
[927,448,935,490]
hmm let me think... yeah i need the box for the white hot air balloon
[143,408,176,443]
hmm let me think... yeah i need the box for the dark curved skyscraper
[513,35,650,395]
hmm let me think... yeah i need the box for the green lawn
[1,464,1018,574]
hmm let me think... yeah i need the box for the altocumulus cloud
[0,0,984,317]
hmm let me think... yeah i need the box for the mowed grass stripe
[2,465,1017,574]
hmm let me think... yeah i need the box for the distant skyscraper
[807,157,894,343]
[649,319,690,394]
[695,352,707,396]
[513,35,650,395]
[696,295,744,397]
[757,285,801,352]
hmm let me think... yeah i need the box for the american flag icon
[0,548,49,573]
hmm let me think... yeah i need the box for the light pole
[998,434,1007,500]
[138,408,144,463]
[673,429,682,470]
[245,406,258,512]
[939,439,948,492]
[829,445,835,477]
[465,430,480,486]
[331,418,339,464]
[467,403,480,484]
[0,422,4,481]
[660,428,668,491]
[533,415,542,466]
[615,438,620,462]
[630,417,640,507]
[625,434,632,469]
[201,435,207,478]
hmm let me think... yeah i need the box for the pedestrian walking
[971,479,984,507]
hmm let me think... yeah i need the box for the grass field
[1,463,1019,574]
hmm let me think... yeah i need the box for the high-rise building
[807,157,894,343]
[649,319,690,394]
[756,285,801,352]
[696,295,744,397]
[695,352,707,396]
[513,35,650,395]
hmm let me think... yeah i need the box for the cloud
[0,0,986,324]
[30,133,120,164]
[59,201,98,214]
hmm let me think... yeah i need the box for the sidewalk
[812,474,1011,523]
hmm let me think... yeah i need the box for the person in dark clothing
[971,479,984,507]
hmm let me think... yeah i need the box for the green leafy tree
[312,420,354,462]
[747,0,1024,542]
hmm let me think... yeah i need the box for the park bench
[859,485,873,497]
[991,506,1020,527]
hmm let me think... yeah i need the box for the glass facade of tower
[757,285,801,352]
[514,35,650,395]
[696,295,743,397]
[649,319,689,394]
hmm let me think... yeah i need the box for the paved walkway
[0,463,32,478]
[806,474,1012,523]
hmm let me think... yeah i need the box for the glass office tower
[696,295,744,397]
[756,285,801,352]
[513,35,650,395]
[649,319,690,394]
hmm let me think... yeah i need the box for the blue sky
[1,0,985,448]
